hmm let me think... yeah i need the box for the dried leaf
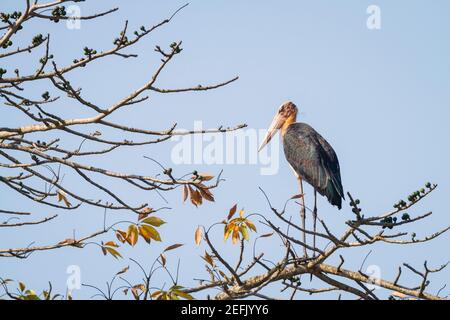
[202,251,214,267]
[197,172,214,181]
[116,266,129,276]
[160,253,166,267]
[228,204,237,220]
[190,188,203,207]
[195,226,202,245]
[198,187,215,202]
[290,194,304,200]
[182,185,189,203]
[140,207,153,214]
[259,232,274,238]
[138,207,153,221]
[131,287,140,300]
[116,230,127,243]
[164,243,184,252]
[58,238,78,246]
[391,291,407,299]
[245,219,257,232]
[57,189,72,208]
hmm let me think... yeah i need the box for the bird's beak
[258,112,285,152]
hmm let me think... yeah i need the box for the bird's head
[258,101,298,152]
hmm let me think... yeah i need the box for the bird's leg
[313,190,318,257]
[309,190,318,282]
[297,177,308,258]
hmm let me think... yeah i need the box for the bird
[258,101,344,256]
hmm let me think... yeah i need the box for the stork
[258,101,344,256]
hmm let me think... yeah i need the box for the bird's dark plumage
[283,122,344,209]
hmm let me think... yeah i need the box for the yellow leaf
[245,219,257,232]
[195,226,202,246]
[141,216,165,227]
[139,224,161,242]
[126,225,139,246]
[223,222,234,241]
[104,241,119,248]
[232,225,240,245]
[240,224,249,241]
[19,281,26,292]
[172,289,194,300]
[239,209,245,218]
[105,247,122,259]
[139,225,152,243]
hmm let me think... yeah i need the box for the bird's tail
[325,180,343,210]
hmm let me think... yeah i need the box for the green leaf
[240,224,249,241]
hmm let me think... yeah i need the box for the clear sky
[1,0,449,299]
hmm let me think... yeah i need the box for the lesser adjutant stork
[258,101,344,256]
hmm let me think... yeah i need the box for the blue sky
[1,0,449,299]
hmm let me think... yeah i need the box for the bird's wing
[315,131,345,199]
[283,123,344,208]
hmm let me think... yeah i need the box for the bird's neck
[281,114,296,136]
